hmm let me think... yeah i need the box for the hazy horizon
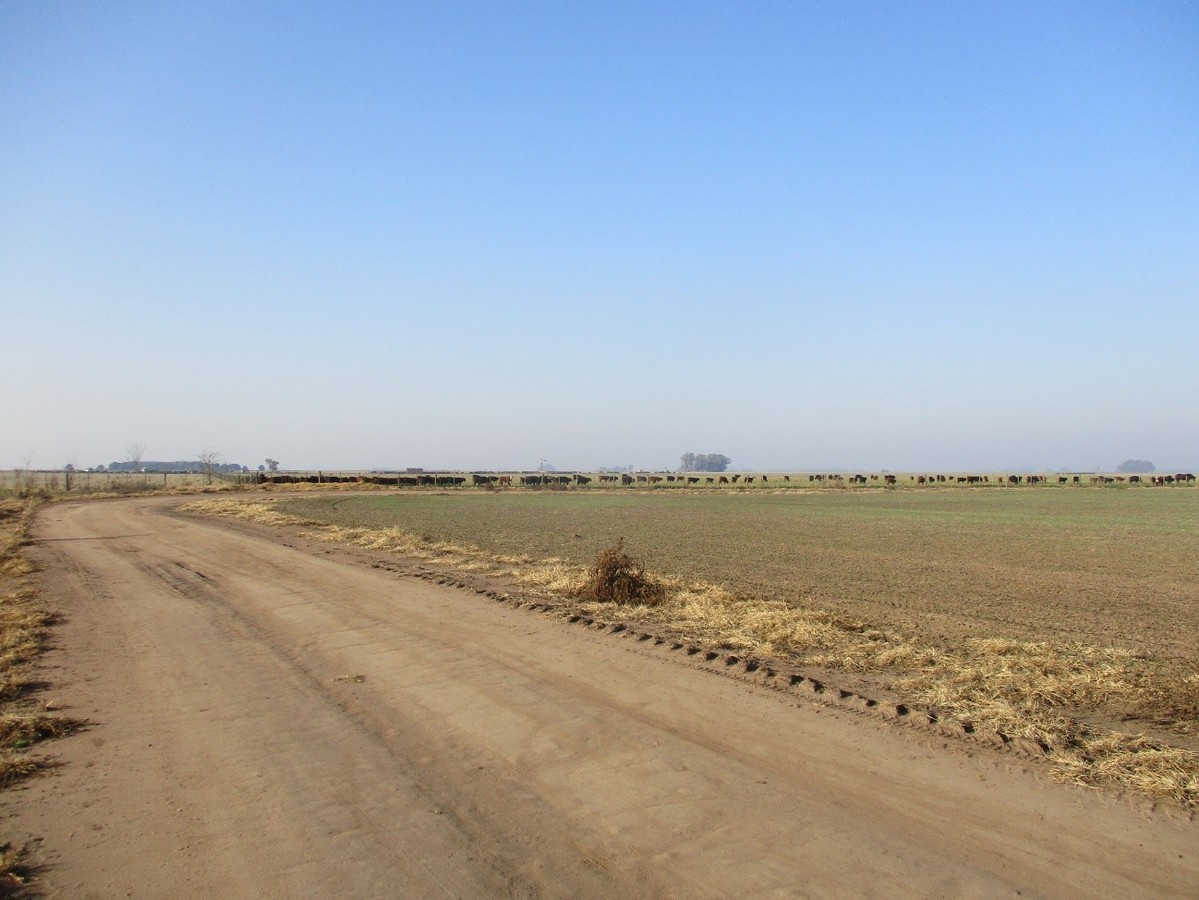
[4,3,1196,474]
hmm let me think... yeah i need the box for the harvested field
[190,487,1199,806]
[275,490,1198,659]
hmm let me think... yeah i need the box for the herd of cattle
[258,471,1197,488]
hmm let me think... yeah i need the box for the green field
[278,488,1199,661]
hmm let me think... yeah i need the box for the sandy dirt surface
[3,496,1196,897]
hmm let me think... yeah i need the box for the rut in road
[4,496,1197,898]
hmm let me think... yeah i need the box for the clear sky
[3,1,1196,472]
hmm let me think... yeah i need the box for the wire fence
[0,470,260,496]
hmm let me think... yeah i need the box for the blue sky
[3,1,1196,472]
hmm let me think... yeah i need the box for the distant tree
[125,443,146,472]
[681,453,731,472]
[198,448,224,484]
[1116,459,1155,473]
[265,458,279,472]
[95,464,106,472]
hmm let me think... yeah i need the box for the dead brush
[0,713,81,749]
[578,539,664,606]
[0,840,31,892]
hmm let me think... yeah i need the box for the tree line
[679,453,731,472]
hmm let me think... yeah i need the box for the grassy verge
[184,496,1199,809]
[0,499,84,889]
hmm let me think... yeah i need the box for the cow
[621,474,634,485]
[718,476,729,484]
[687,476,700,484]
[744,476,754,484]
[884,474,897,485]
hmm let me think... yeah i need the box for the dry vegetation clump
[577,539,665,606]
[188,497,1199,807]
[0,841,32,894]
[1052,732,1199,806]
[180,498,319,528]
[1132,673,1199,736]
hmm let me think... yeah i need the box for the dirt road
[5,496,1196,897]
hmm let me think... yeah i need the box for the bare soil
[3,496,1196,897]
[276,490,1199,659]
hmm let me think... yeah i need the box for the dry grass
[0,713,79,748]
[0,502,35,579]
[0,498,84,887]
[188,496,1199,807]
[1052,733,1199,806]
[0,842,32,895]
